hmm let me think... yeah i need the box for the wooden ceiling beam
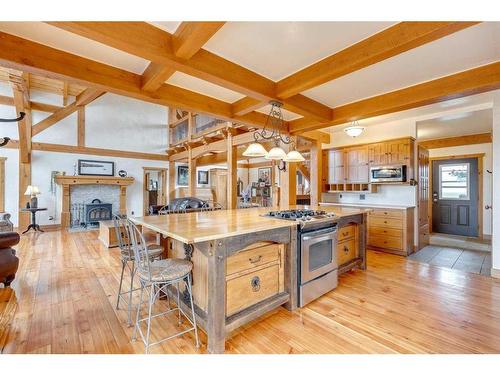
[419,133,492,149]
[277,22,480,99]
[47,22,332,121]
[32,88,105,136]
[140,22,225,92]
[290,61,500,134]
[0,94,62,113]
[232,97,265,116]
[173,22,226,59]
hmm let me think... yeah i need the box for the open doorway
[413,109,493,276]
[143,167,167,215]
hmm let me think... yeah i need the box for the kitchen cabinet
[325,137,415,191]
[367,207,415,256]
[328,150,345,184]
[346,146,369,183]
[210,168,227,208]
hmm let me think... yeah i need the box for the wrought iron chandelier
[243,101,304,162]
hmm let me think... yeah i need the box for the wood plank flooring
[408,245,492,276]
[1,229,500,354]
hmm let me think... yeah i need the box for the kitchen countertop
[130,205,370,244]
[320,202,415,210]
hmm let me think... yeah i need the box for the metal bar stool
[127,219,200,353]
[113,214,163,326]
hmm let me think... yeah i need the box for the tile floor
[408,245,492,276]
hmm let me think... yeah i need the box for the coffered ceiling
[0,21,498,136]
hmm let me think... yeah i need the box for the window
[439,163,470,200]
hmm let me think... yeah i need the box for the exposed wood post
[279,140,297,207]
[206,240,227,353]
[168,160,176,203]
[226,131,237,209]
[62,81,69,106]
[310,139,322,206]
[61,185,70,227]
[119,186,127,215]
[10,72,32,230]
[77,107,85,147]
[187,146,196,197]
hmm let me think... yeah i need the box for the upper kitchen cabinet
[328,149,346,184]
[324,137,415,191]
[346,147,369,183]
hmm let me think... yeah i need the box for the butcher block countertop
[130,205,369,244]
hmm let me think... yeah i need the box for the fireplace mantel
[55,175,134,186]
[55,175,135,228]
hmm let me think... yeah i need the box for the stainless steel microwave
[370,165,407,183]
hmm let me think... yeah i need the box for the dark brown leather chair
[0,232,20,287]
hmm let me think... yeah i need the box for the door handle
[485,205,492,210]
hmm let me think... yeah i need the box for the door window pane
[439,163,469,200]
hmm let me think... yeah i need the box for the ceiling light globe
[284,150,305,162]
[265,146,288,160]
[344,126,365,138]
[243,143,268,157]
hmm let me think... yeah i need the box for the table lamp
[24,185,40,208]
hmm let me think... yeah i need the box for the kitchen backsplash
[321,184,416,206]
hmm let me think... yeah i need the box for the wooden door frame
[142,167,168,215]
[428,153,484,239]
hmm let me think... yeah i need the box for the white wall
[429,143,493,236]
[492,91,500,273]
[0,85,169,227]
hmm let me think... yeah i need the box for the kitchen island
[130,205,369,353]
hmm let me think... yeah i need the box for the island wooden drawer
[338,224,356,241]
[337,238,357,265]
[369,216,403,229]
[226,244,280,276]
[226,264,279,316]
[369,235,403,250]
[368,226,402,238]
[369,208,403,219]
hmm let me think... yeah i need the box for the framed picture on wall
[78,159,115,176]
[177,166,189,186]
[197,170,209,185]
[258,167,271,185]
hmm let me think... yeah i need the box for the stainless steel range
[264,209,339,307]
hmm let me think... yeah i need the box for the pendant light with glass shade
[242,100,305,163]
[344,120,365,138]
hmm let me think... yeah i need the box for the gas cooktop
[265,209,336,221]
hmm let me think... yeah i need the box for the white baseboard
[491,268,500,279]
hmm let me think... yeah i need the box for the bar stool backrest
[127,219,153,281]
[113,214,133,259]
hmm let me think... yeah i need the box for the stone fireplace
[55,175,134,228]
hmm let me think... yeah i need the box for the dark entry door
[432,158,478,237]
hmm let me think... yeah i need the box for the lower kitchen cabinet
[367,207,415,256]
[337,223,359,267]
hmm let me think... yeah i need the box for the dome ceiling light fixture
[242,100,305,163]
[344,120,365,138]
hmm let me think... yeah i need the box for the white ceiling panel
[303,22,500,107]
[417,109,492,140]
[256,104,303,121]
[0,22,150,74]
[203,22,395,81]
[149,21,181,34]
[166,71,245,103]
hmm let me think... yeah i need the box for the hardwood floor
[1,229,500,354]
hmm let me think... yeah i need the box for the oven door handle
[302,233,336,243]
[302,228,336,242]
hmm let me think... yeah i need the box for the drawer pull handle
[251,276,261,292]
[343,231,349,236]
[249,255,262,264]
[344,246,349,253]
[384,221,388,224]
